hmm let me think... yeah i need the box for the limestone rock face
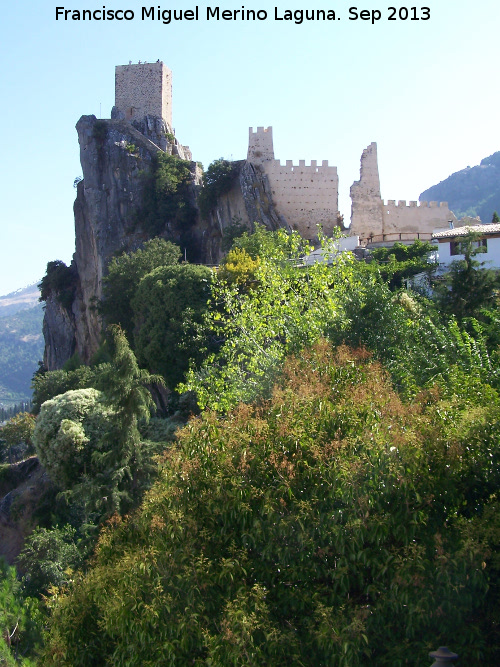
[200,161,287,264]
[43,114,202,369]
[72,115,161,364]
[42,294,76,371]
[42,117,294,370]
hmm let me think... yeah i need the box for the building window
[450,238,487,256]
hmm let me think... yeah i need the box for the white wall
[437,237,500,269]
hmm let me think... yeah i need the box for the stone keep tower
[114,62,173,128]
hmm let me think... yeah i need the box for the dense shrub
[198,158,241,218]
[132,263,213,389]
[33,388,112,490]
[39,260,77,309]
[137,153,197,237]
[31,364,110,415]
[17,526,82,597]
[100,238,181,340]
[41,342,500,665]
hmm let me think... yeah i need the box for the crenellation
[246,126,339,238]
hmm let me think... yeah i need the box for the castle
[110,61,456,245]
[114,60,172,127]
[349,142,457,245]
[247,126,340,239]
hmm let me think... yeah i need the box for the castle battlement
[272,159,337,175]
[245,126,339,239]
[382,200,449,209]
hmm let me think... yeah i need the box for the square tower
[115,62,172,128]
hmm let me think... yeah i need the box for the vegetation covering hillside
[420,151,500,222]
[2,230,500,665]
[0,302,44,408]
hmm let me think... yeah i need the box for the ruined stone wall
[247,127,339,239]
[265,159,338,238]
[381,200,456,235]
[115,62,172,127]
[350,142,456,242]
[349,142,384,239]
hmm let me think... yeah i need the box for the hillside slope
[420,151,500,222]
[0,299,44,406]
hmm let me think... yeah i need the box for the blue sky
[1,0,499,295]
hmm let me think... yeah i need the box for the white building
[432,224,500,269]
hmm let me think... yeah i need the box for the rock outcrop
[43,114,201,368]
[42,117,301,370]
[199,161,288,264]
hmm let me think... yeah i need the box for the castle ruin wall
[350,142,457,243]
[264,159,338,238]
[247,126,339,239]
[381,200,456,235]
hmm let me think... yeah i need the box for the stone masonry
[350,142,457,244]
[114,61,172,128]
[247,127,339,239]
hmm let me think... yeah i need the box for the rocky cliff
[43,114,202,369]
[42,115,288,370]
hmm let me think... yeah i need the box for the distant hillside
[0,283,40,318]
[420,151,500,223]
[0,292,44,407]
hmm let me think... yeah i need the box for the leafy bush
[17,526,82,597]
[100,237,181,340]
[136,153,197,237]
[367,240,437,289]
[38,260,77,310]
[0,412,36,463]
[198,158,241,218]
[132,263,213,389]
[0,558,42,665]
[221,216,249,253]
[41,342,499,665]
[218,247,260,288]
[33,388,112,490]
[31,363,110,415]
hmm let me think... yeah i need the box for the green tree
[0,412,36,463]
[88,325,164,517]
[198,158,241,218]
[132,263,213,389]
[367,240,437,289]
[100,238,181,340]
[33,387,113,491]
[38,260,77,309]
[0,558,41,665]
[33,328,161,518]
[136,153,197,237]
[31,363,110,415]
[435,231,498,319]
[17,526,82,598]
[492,211,500,223]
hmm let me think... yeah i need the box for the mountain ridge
[420,151,500,223]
